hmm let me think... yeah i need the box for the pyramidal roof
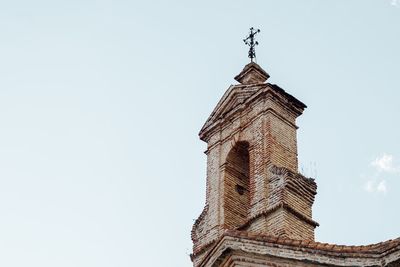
[234,62,270,84]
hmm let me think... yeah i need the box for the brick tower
[190,62,400,267]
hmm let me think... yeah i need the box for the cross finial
[243,27,260,63]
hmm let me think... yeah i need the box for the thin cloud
[364,179,388,194]
[371,154,399,173]
[364,180,375,193]
[363,153,399,195]
[377,180,387,194]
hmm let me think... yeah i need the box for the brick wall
[191,65,316,263]
[223,142,250,229]
[191,63,400,267]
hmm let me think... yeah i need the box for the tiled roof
[225,230,400,256]
[192,229,400,260]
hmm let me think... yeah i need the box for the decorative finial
[243,27,260,63]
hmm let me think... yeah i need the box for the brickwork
[191,63,313,261]
[223,142,250,229]
[265,110,298,173]
[220,252,331,267]
[198,231,400,267]
[190,62,400,266]
[266,166,318,240]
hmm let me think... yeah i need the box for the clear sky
[0,1,399,266]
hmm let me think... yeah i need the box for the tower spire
[243,27,260,62]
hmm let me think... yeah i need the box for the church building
[190,29,400,267]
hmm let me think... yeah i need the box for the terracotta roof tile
[223,230,400,256]
[192,229,400,263]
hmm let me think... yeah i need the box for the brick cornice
[270,165,317,203]
[191,204,209,243]
[191,201,320,263]
[204,106,299,152]
[238,202,320,231]
[197,230,400,267]
[199,83,305,142]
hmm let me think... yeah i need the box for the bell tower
[191,60,319,265]
[190,28,400,267]
[191,29,318,266]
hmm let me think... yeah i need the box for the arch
[223,141,250,229]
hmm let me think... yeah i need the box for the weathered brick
[190,62,400,267]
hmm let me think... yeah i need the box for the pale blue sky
[0,1,399,266]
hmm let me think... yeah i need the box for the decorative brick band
[199,83,306,142]
[191,238,217,261]
[223,230,400,257]
[191,204,209,243]
[238,202,319,231]
[197,230,400,267]
[269,165,317,203]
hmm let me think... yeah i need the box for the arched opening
[223,141,250,229]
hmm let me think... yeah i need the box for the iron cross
[243,27,260,62]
